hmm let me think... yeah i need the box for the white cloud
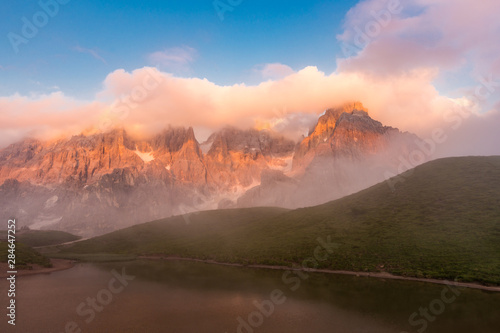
[148,46,197,72]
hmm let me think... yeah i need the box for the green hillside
[0,242,52,268]
[0,230,79,268]
[0,229,80,247]
[59,156,500,285]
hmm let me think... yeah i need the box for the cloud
[337,0,500,82]
[333,0,500,157]
[0,0,498,159]
[91,66,485,140]
[1,64,498,158]
[148,46,197,72]
[73,46,107,64]
[255,63,295,80]
[0,92,104,147]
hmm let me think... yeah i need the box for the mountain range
[0,102,421,236]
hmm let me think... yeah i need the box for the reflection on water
[1,260,499,333]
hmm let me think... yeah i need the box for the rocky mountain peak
[150,126,198,153]
[308,101,368,137]
[202,127,296,191]
[293,102,409,171]
[0,138,43,164]
[205,127,295,159]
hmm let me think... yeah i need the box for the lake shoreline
[0,259,75,278]
[138,255,500,292]
[9,254,499,292]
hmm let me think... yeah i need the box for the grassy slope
[0,230,80,247]
[0,242,52,268]
[0,230,79,267]
[60,156,500,285]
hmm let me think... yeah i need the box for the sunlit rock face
[0,125,295,236]
[0,102,422,236]
[293,102,407,172]
[149,127,207,186]
[0,129,145,185]
[238,102,420,209]
[293,103,362,166]
[204,127,296,191]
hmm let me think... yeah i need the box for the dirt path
[139,255,500,292]
[0,259,75,278]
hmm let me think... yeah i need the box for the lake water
[2,260,499,333]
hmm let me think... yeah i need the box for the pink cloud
[0,66,498,159]
[95,66,474,140]
[0,92,104,147]
[337,0,500,80]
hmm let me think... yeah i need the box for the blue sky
[1,0,359,99]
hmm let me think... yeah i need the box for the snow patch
[268,154,294,174]
[134,150,155,163]
[31,215,63,230]
[44,195,58,209]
